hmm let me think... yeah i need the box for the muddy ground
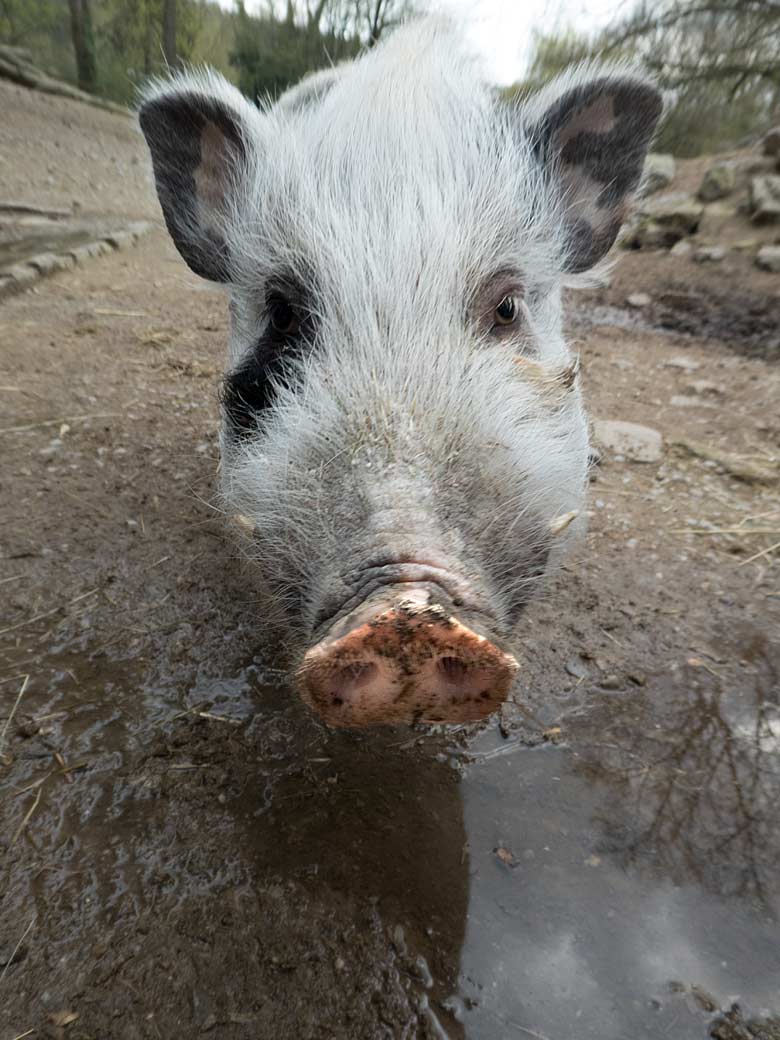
[1,83,780,1040]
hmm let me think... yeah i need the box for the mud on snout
[296,585,519,728]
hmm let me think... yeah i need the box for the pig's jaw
[296,580,519,729]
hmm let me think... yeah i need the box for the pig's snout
[297,586,518,728]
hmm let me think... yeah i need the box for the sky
[425,0,623,84]
[224,0,625,86]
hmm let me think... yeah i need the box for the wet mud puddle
[1,634,778,1038]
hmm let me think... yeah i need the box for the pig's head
[139,19,661,728]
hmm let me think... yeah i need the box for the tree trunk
[162,0,178,69]
[66,0,97,93]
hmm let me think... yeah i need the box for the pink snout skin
[296,591,518,729]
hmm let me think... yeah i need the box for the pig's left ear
[138,72,262,282]
[524,67,663,274]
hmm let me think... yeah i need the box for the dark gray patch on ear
[139,93,246,282]
[532,77,662,273]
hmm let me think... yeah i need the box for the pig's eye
[494,295,518,326]
[268,297,300,339]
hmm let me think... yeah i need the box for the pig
[138,17,661,728]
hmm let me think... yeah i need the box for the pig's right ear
[523,65,663,274]
[138,73,261,282]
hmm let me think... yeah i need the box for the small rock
[670,394,714,408]
[750,175,780,223]
[599,675,622,690]
[631,220,670,249]
[669,239,692,258]
[642,152,676,195]
[686,379,723,397]
[639,192,704,242]
[592,419,663,463]
[663,356,701,372]
[698,163,736,201]
[27,252,73,275]
[494,846,518,868]
[763,126,780,157]
[565,658,588,680]
[694,245,726,263]
[626,292,651,308]
[756,245,780,272]
[732,238,759,251]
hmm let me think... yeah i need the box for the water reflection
[581,636,780,908]
[455,630,780,1039]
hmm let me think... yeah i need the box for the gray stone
[670,394,715,409]
[642,153,676,195]
[663,356,701,372]
[750,175,780,223]
[687,379,723,397]
[69,240,112,265]
[637,192,704,245]
[7,263,38,288]
[694,245,726,263]
[632,220,669,249]
[27,252,74,275]
[104,230,135,250]
[763,127,780,157]
[756,245,780,272]
[626,292,651,308]
[698,163,736,201]
[592,419,663,463]
[670,239,692,258]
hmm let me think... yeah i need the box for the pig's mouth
[299,560,517,729]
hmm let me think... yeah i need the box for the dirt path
[1,86,779,1040]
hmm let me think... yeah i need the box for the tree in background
[0,0,411,106]
[230,0,410,102]
[511,0,780,157]
[66,0,97,91]
[162,0,178,69]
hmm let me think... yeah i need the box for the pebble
[693,245,726,263]
[663,356,701,372]
[626,292,651,308]
[599,675,622,690]
[592,419,663,463]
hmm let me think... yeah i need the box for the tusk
[549,510,578,536]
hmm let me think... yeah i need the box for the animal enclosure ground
[1,83,779,1040]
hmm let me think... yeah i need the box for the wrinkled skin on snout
[139,18,661,728]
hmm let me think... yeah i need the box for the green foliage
[0,0,235,104]
[0,0,404,107]
[508,0,780,157]
[0,0,76,81]
[230,1,360,101]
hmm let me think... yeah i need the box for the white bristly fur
[140,17,659,655]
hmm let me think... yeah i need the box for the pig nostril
[437,656,469,682]
[327,661,378,704]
